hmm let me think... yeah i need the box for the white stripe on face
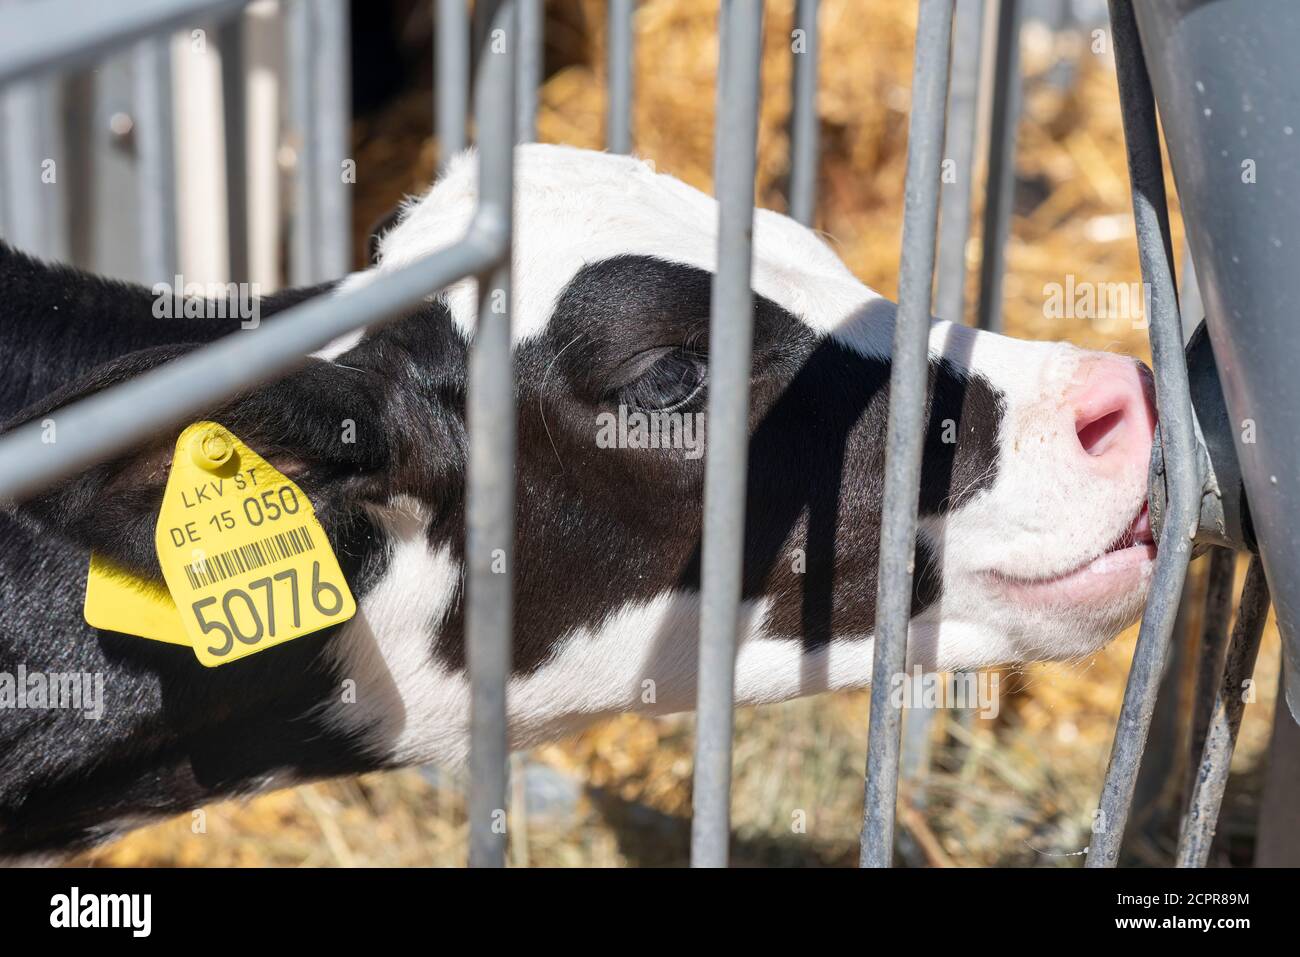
[361,144,894,352]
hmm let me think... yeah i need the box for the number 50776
[190,560,345,657]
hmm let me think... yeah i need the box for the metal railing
[0,0,1289,868]
[860,0,954,869]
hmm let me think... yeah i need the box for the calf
[0,144,1156,858]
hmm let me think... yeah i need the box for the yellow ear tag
[151,421,356,667]
[84,552,190,646]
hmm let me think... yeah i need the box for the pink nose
[1070,356,1157,467]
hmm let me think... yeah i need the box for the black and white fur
[0,144,1154,858]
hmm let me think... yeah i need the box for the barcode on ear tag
[154,421,356,667]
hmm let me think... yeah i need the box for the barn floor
[76,0,1283,867]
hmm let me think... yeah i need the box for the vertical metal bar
[287,0,350,282]
[1125,561,1195,846]
[466,0,516,870]
[934,0,984,323]
[1177,243,1202,342]
[437,0,470,168]
[314,0,350,278]
[1085,0,1201,868]
[171,22,230,284]
[689,0,763,870]
[787,0,818,226]
[133,36,177,282]
[0,102,7,235]
[1176,557,1270,867]
[973,0,1020,332]
[515,0,541,143]
[1124,240,1212,844]
[1255,682,1300,866]
[508,752,530,866]
[606,0,633,153]
[1131,0,1300,730]
[218,15,248,282]
[68,58,142,278]
[286,0,316,283]
[859,0,954,869]
[244,0,287,291]
[2,79,68,261]
[899,704,936,801]
[1185,547,1236,808]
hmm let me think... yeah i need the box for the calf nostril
[1076,407,1127,457]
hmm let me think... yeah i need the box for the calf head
[8,144,1157,777]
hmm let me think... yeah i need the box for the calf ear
[5,344,393,578]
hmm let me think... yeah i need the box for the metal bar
[1125,556,1196,847]
[218,15,248,282]
[0,228,504,504]
[934,0,984,323]
[689,0,763,870]
[973,0,1020,332]
[0,101,6,235]
[170,17,230,283]
[312,0,351,279]
[787,0,818,226]
[1125,246,1214,836]
[606,0,633,153]
[1127,210,1213,839]
[1131,0,1300,729]
[1085,0,1201,868]
[515,0,542,143]
[899,703,936,801]
[1177,243,1202,342]
[1185,547,1236,809]
[1176,557,1270,867]
[465,0,516,869]
[436,0,470,168]
[508,752,530,867]
[859,0,954,869]
[133,36,178,282]
[0,79,67,261]
[1255,682,1300,866]
[0,0,246,86]
[243,0,287,290]
[285,0,316,283]
[284,0,349,283]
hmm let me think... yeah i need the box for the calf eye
[618,347,707,412]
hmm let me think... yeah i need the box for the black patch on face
[430,255,1006,672]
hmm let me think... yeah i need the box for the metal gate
[0,0,1293,868]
